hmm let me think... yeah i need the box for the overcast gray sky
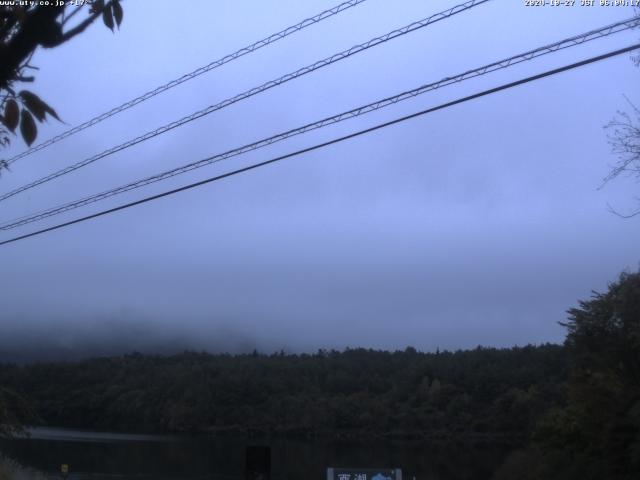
[0,0,638,360]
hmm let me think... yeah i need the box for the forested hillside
[0,345,566,438]
[2,271,637,479]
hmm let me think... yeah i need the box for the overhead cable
[0,0,491,202]
[4,0,370,166]
[1,43,638,247]
[2,16,638,231]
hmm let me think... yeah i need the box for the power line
[1,43,637,248]
[4,0,370,166]
[2,16,638,232]
[0,0,491,203]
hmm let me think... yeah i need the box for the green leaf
[19,90,60,122]
[103,5,114,31]
[3,99,19,132]
[20,110,37,146]
[112,0,123,28]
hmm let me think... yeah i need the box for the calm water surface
[0,427,515,480]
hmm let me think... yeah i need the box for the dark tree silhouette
[603,14,640,218]
[0,0,123,167]
[0,345,567,439]
[604,98,640,217]
[0,386,37,438]
[0,0,123,427]
[532,270,640,479]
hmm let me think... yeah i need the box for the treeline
[1,270,638,479]
[0,344,566,438]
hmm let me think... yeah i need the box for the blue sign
[327,468,402,480]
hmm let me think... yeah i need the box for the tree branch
[54,1,113,47]
[0,5,64,88]
[60,5,83,27]
[603,97,640,186]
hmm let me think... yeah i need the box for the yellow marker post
[61,464,69,478]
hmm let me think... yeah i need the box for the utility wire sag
[0,0,491,203]
[4,0,371,166]
[1,16,637,232]
[1,43,637,247]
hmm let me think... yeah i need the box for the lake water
[0,427,514,479]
